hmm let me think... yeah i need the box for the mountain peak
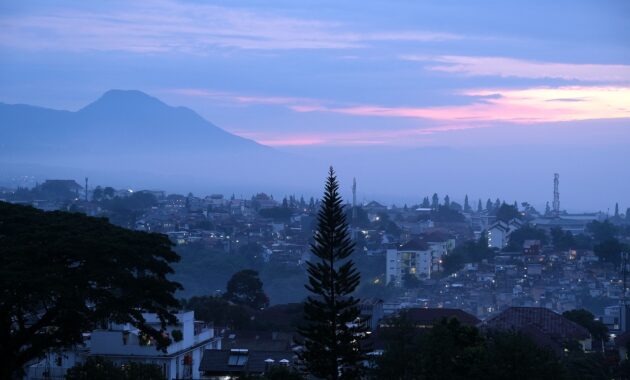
[79,89,167,114]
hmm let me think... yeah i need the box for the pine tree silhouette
[298,167,368,379]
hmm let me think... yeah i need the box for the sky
[1,0,629,210]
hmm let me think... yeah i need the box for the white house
[25,311,220,380]
[487,219,522,249]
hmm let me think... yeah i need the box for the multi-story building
[25,311,220,380]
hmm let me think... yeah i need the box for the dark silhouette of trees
[495,203,521,222]
[224,269,270,309]
[182,296,252,329]
[372,317,565,380]
[0,202,181,379]
[65,357,165,380]
[562,309,609,343]
[298,167,367,379]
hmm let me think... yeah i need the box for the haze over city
[1,0,629,211]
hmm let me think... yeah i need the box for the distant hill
[0,90,313,193]
[0,89,267,157]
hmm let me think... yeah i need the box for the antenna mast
[352,177,357,226]
[553,173,560,216]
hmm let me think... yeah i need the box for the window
[228,349,249,366]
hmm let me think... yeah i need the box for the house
[25,311,219,380]
[89,311,219,379]
[386,238,433,286]
[481,307,591,355]
[487,219,522,249]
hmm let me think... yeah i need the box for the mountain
[0,89,266,157]
[0,90,313,193]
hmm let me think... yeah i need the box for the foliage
[562,309,609,342]
[182,296,252,329]
[170,329,183,342]
[298,167,368,380]
[587,220,618,243]
[372,317,565,380]
[262,366,305,380]
[0,202,181,379]
[224,269,270,309]
[505,225,549,251]
[594,238,627,265]
[431,205,465,222]
[65,357,165,380]
[259,207,293,221]
[442,235,493,274]
[495,203,521,221]
[402,272,422,289]
[472,331,565,380]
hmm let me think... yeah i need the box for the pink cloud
[402,55,630,83]
[292,86,630,124]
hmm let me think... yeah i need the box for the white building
[487,219,522,249]
[386,239,450,286]
[25,311,220,380]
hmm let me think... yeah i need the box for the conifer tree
[477,199,483,213]
[298,167,367,380]
[464,195,471,212]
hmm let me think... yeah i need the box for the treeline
[372,315,626,380]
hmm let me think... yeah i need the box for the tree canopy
[0,202,181,378]
[224,269,270,309]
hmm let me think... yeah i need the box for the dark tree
[587,220,618,243]
[562,309,609,343]
[594,238,627,265]
[182,296,252,329]
[66,357,165,380]
[495,203,521,222]
[477,199,482,212]
[506,225,549,251]
[545,201,551,215]
[444,195,451,208]
[431,193,439,209]
[421,197,430,208]
[0,202,181,379]
[464,195,471,212]
[486,198,493,212]
[224,269,270,309]
[298,167,367,379]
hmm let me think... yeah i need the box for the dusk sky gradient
[1,0,629,210]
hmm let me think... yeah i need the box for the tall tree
[486,198,493,212]
[477,199,483,213]
[444,195,451,208]
[431,193,439,209]
[464,195,471,212]
[421,197,430,208]
[224,269,270,309]
[298,167,367,379]
[0,202,181,379]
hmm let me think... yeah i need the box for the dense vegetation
[0,202,182,379]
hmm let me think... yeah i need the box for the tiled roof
[483,307,589,341]
[199,349,296,374]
